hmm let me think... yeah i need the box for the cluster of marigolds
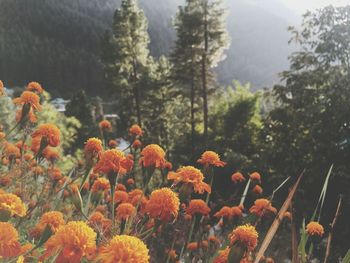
[0,80,325,262]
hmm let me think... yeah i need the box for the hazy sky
[283,0,350,13]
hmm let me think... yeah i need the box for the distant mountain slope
[0,0,298,95]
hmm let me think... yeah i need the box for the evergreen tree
[102,0,151,128]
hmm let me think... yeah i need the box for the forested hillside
[0,0,297,95]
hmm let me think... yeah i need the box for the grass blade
[254,171,304,263]
[342,249,350,263]
[240,179,251,206]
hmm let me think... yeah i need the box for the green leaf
[342,249,350,263]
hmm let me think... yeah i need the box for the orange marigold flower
[249,198,277,217]
[213,247,229,263]
[231,172,246,184]
[168,166,211,194]
[4,143,20,158]
[186,199,210,216]
[15,108,37,123]
[187,242,198,251]
[0,80,4,96]
[84,138,103,159]
[208,236,220,245]
[88,212,111,235]
[126,178,135,185]
[283,211,292,220]
[116,183,127,191]
[121,157,134,173]
[0,193,27,217]
[48,167,62,181]
[42,147,60,162]
[306,221,324,237]
[132,139,142,149]
[0,131,5,140]
[128,189,143,200]
[146,188,179,222]
[43,221,96,262]
[91,178,110,193]
[0,222,21,258]
[32,123,60,147]
[114,190,129,204]
[99,120,112,132]
[33,211,65,236]
[108,139,118,148]
[197,151,226,167]
[252,185,263,195]
[26,81,43,94]
[229,224,258,251]
[129,124,143,136]
[249,172,261,182]
[13,91,42,111]
[215,206,242,220]
[164,161,173,170]
[97,235,149,263]
[140,144,166,168]
[116,203,136,221]
[94,149,127,175]
[166,249,177,259]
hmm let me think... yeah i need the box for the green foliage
[0,96,16,132]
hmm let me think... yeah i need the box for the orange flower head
[15,108,37,123]
[108,139,118,148]
[116,183,127,191]
[26,81,43,94]
[252,185,263,195]
[32,123,60,147]
[114,190,129,204]
[0,192,27,217]
[249,199,277,217]
[4,143,20,159]
[231,172,245,184]
[129,124,143,136]
[140,144,166,168]
[306,221,324,237]
[197,151,226,167]
[88,212,111,235]
[283,211,292,220]
[186,199,210,216]
[43,221,96,262]
[91,178,110,193]
[215,206,242,220]
[42,147,60,162]
[0,80,4,95]
[213,247,229,263]
[187,242,198,251]
[168,166,211,194]
[208,236,220,245]
[132,139,142,149]
[0,222,21,258]
[99,120,112,132]
[94,149,127,175]
[249,172,261,182]
[146,188,180,222]
[127,178,135,185]
[164,161,173,170]
[38,211,65,232]
[229,224,258,251]
[13,91,42,111]
[84,138,103,159]
[97,235,149,263]
[116,203,136,221]
[0,132,5,140]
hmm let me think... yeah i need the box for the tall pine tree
[102,0,151,128]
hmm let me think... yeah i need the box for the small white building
[51,98,69,112]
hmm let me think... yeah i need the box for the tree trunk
[201,1,209,145]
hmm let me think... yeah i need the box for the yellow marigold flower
[38,211,65,232]
[168,166,211,194]
[0,193,26,217]
[26,81,43,94]
[91,178,110,193]
[252,185,263,195]
[114,190,129,204]
[306,221,324,237]
[84,138,103,159]
[197,151,226,167]
[116,203,136,221]
[249,172,261,182]
[229,224,258,251]
[31,123,60,147]
[186,199,210,216]
[98,235,149,263]
[99,120,112,132]
[13,91,42,111]
[43,221,96,262]
[129,124,143,136]
[146,188,179,222]
[140,144,166,168]
[231,172,246,184]
[249,198,277,217]
[0,222,21,258]
[213,247,229,263]
[132,139,142,149]
[94,149,127,175]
